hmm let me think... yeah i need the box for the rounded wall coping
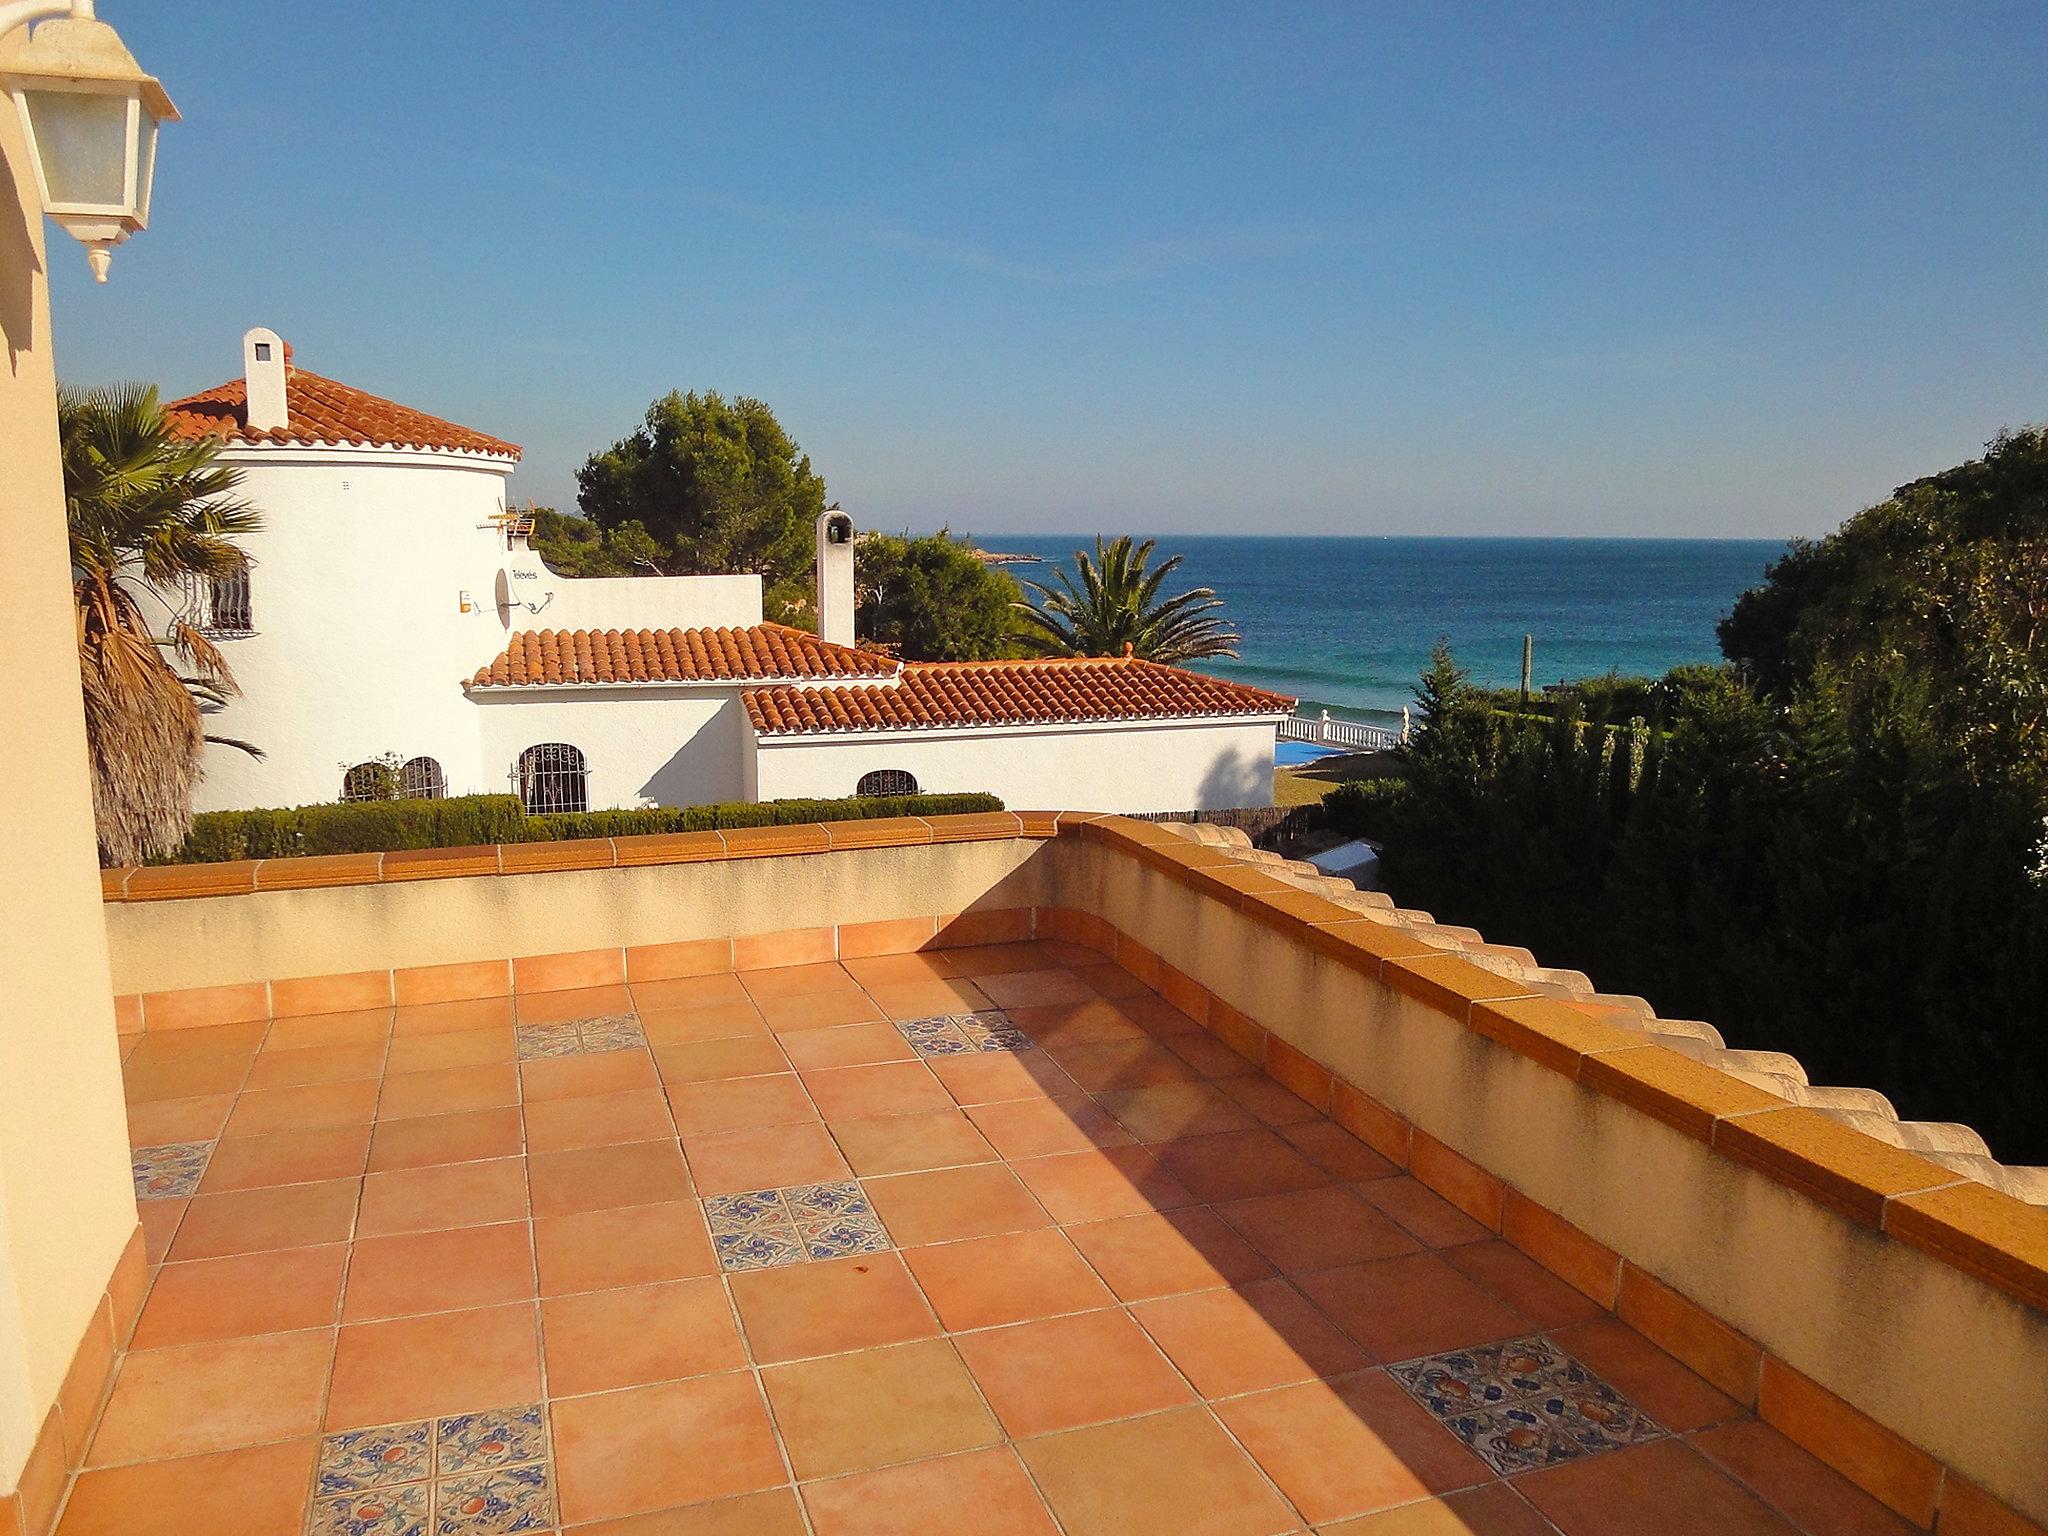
[99,811,1080,903]
[99,811,2048,1319]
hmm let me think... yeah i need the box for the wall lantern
[0,1,176,282]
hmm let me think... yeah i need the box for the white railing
[1279,708,1407,752]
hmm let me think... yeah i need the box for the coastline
[982,533,1780,721]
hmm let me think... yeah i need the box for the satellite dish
[494,568,513,628]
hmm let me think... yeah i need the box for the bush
[162,792,1004,864]
[1320,777,1411,839]
[527,794,1004,840]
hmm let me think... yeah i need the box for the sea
[976,535,1789,727]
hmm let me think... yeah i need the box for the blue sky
[48,1,2048,538]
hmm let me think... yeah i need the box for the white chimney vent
[241,325,288,432]
[816,506,855,648]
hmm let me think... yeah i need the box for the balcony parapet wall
[100,813,2048,1527]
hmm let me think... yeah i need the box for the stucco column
[0,96,143,1494]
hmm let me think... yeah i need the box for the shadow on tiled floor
[82,941,1921,1535]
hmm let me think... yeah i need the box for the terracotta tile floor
[86,941,1906,1536]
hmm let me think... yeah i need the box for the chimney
[241,326,288,432]
[815,505,855,648]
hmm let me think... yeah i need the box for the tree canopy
[575,391,826,620]
[856,530,1022,661]
[526,506,668,579]
[1014,535,1238,663]
[1336,426,2048,1163]
[1720,425,2048,791]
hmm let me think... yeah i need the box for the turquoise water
[981,535,1787,725]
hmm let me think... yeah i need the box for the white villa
[159,328,1294,817]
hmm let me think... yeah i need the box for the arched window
[518,743,588,814]
[400,756,446,800]
[341,761,396,802]
[186,558,252,635]
[856,769,919,797]
[208,560,253,633]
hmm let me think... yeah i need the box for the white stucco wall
[177,442,767,813]
[752,716,1285,812]
[472,687,750,809]
[183,445,517,811]
[502,550,762,634]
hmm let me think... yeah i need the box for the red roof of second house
[164,366,521,459]
[744,657,1296,734]
[467,625,898,688]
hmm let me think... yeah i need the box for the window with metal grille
[400,756,447,800]
[518,743,588,814]
[856,768,919,797]
[340,761,396,802]
[188,560,252,634]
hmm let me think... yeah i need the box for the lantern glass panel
[22,88,129,208]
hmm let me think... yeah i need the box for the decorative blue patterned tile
[701,1189,794,1232]
[131,1140,212,1200]
[896,1016,976,1055]
[712,1225,807,1273]
[434,1403,547,1478]
[307,1480,430,1536]
[704,1182,893,1271]
[1394,1336,1584,1411]
[958,1011,1035,1053]
[512,1023,583,1061]
[1389,1335,1663,1475]
[783,1180,870,1224]
[434,1463,554,1535]
[1526,1376,1664,1457]
[1432,1403,1580,1475]
[802,1219,892,1261]
[787,1181,889,1259]
[316,1421,432,1495]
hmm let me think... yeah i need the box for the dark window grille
[191,562,252,634]
[340,761,393,802]
[400,756,447,800]
[856,768,919,797]
[518,743,588,813]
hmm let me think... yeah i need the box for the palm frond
[202,734,266,760]
[1011,534,1239,663]
[62,383,261,863]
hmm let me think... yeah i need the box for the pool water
[1276,740,1345,766]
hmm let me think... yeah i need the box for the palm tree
[62,383,261,865]
[1014,535,1239,663]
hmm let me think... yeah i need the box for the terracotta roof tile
[165,366,520,458]
[467,624,897,688]
[744,657,1295,734]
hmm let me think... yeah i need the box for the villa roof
[467,624,897,688]
[744,656,1297,735]
[164,365,521,459]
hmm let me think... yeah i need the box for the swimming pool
[1275,740,1346,766]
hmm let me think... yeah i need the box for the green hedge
[163,792,1004,864]
[1319,777,1411,840]
[525,794,1002,841]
